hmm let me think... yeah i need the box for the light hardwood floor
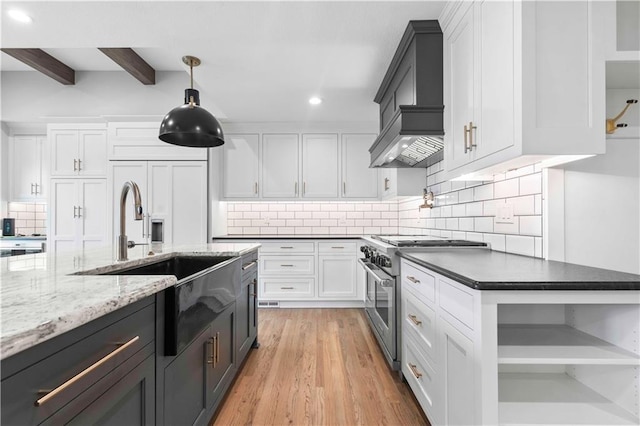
[212,308,429,426]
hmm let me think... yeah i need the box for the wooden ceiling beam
[1,48,75,85]
[99,48,155,85]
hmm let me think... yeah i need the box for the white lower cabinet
[318,256,357,299]
[110,161,207,247]
[49,179,108,253]
[400,258,640,426]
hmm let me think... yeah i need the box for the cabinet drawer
[439,278,475,330]
[261,278,314,299]
[401,259,436,304]
[240,250,258,278]
[1,303,154,424]
[318,242,356,255]
[403,289,437,362]
[260,256,315,275]
[260,242,315,254]
[403,334,438,421]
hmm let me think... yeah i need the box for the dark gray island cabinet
[1,249,259,426]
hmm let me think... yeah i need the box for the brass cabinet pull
[408,363,423,379]
[77,159,82,171]
[343,181,346,195]
[464,124,470,153]
[30,183,35,195]
[35,183,39,195]
[73,206,77,218]
[254,182,258,195]
[35,336,139,406]
[73,159,78,172]
[280,286,295,290]
[468,121,477,151]
[303,181,306,196]
[408,314,422,326]
[406,276,420,284]
[250,293,257,297]
[207,336,215,365]
[252,279,257,285]
[215,332,220,364]
[77,206,82,218]
[384,177,390,191]
[242,261,257,270]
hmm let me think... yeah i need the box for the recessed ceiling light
[8,9,32,23]
[309,97,322,105]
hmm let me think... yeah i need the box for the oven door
[358,259,396,361]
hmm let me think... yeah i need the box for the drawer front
[260,256,315,275]
[260,242,315,254]
[401,259,436,304]
[439,278,474,330]
[261,278,314,299]
[403,289,437,362]
[403,334,438,422]
[317,242,357,255]
[240,250,258,278]
[1,303,154,424]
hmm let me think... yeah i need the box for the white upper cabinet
[9,135,47,201]
[441,0,605,179]
[222,134,260,198]
[261,134,300,198]
[49,125,108,177]
[301,134,339,198]
[341,134,378,198]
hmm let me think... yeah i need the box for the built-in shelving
[499,373,640,426]
[498,324,640,365]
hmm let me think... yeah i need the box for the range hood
[369,20,444,168]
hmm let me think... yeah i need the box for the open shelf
[499,373,639,426]
[498,324,640,365]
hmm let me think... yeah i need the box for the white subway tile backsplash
[519,216,542,236]
[440,230,452,238]
[312,211,330,219]
[440,180,452,194]
[534,194,542,215]
[355,219,372,227]
[535,237,543,258]
[436,218,446,229]
[459,218,474,231]
[451,231,467,239]
[277,211,294,219]
[337,204,356,211]
[228,211,243,219]
[363,211,381,219]
[483,233,506,252]
[228,227,243,234]
[475,217,494,233]
[510,195,535,216]
[277,227,295,234]
[474,184,494,201]
[312,227,329,234]
[446,218,459,230]
[372,203,390,212]
[286,219,304,227]
[295,227,312,234]
[494,218,519,234]
[320,204,337,212]
[506,235,535,257]
[346,211,364,219]
[483,199,502,217]
[244,227,260,234]
[304,219,321,227]
[295,211,312,219]
[355,204,372,211]
[441,206,452,218]
[451,180,466,191]
[347,227,364,234]
[458,188,474,203]
[494,178,519,198]
[321,219,338,227]
[466,202,483,217]
[466,232,483,242]
[520,173,542,195]
[452,204,466,217]
[286,204,303,211]
[269,203,286,211]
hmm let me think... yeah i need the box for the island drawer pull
[280,246,294,249]
[35,336,140,406]
[280,286,295,290]
[215,332,220,365]
[408,363,423,379]
[406,276,420,284]
[408,314,422,326]
[207,336,215,365]
[242,261,257,270]
[280,264,294,267]
[331,246,345,249]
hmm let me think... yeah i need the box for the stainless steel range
[359,235,487,370]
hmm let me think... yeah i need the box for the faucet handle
[127,240,149,249]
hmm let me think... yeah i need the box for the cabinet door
[236,275,256,363]
[78,179,108,251]
[318,256,357,299]
[78,130,108,176]
[444,1,476,172]
[207,307,236,409]
[165,162,207,245]
[440,317,475,426]
[261,134,299,198]
[61,355,155,426]
[222,134,260,198]
[163,327,210,426]
[49,179,79,253]
[36,136,48,199]
[341,134,378,198]
[301,134,338,198]
[50,130,79,176]
[10,136,40,201]
[474,0,515,160]
[111,162,148,247]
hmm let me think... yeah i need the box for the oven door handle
[358,258,394,287]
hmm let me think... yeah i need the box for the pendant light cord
[190,59,194,89]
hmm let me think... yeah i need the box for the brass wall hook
[606,99,638,134]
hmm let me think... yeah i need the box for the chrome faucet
[118,181,144,261]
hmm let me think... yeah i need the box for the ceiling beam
[1,48,75,85]
[99,48,155,85]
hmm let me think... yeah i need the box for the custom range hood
[369,20,444,168]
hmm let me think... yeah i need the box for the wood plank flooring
[212,309,429,426]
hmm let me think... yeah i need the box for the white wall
[558,138,640,274]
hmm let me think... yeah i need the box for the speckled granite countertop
[213,235,364,240]
[398,248,640,290]
[0,242,260,360]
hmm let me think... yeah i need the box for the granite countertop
[0,242,260,360]
[398,248,640,290]
[213,235,364,240]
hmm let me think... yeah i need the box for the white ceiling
[0,1,446,124]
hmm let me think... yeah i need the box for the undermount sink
[78,254,241,356]
[93,255,236,282]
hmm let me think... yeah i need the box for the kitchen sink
[77,255,241,355]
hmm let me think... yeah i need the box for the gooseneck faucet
[118,181,144,261]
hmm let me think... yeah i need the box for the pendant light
[158,55,224,147]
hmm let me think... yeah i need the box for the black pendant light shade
[158,56,225,148]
